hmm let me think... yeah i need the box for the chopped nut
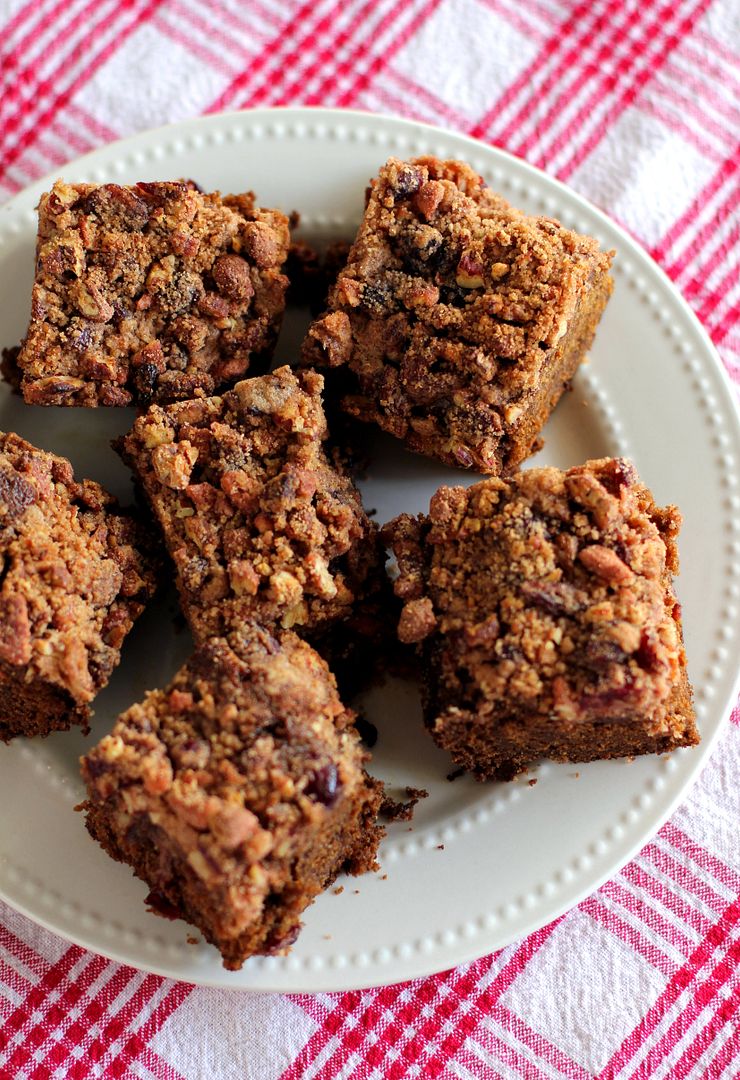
[398,597,436,643]
[413,180,445,219]
[578,545,634,585]
[151,441,199,490]
[211,254,254,302]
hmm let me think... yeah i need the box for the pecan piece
[212,253,254,302]
[578,545,634,585]
[398,597,436,643]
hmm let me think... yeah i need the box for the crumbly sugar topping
[82,625,383,937]
[18,181,290,406]
[122,365,381,638]
[386,457,686,729]
[304,157,612,470]
[0,431,155,703]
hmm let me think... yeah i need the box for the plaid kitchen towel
[1,0,740,1077]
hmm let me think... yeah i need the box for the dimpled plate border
[0,108,739,992]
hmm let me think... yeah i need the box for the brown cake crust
[0,431,156,740]
[120,365,384,648]
[303,157,613,473]
[384,457,698,780]
[80,625,385,969]
[16,181,290,407]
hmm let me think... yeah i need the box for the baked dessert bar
[384,457,697,779]
[303,157,613,473]
[16,180,290,406]
[120,365,383,645]
[81,624,385,969]
[0,431,155,740]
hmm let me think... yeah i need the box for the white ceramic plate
[0,108,739,993]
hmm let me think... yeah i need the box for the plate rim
[1,105,739,992]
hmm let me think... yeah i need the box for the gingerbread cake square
[81,624,384,969]
[384,457,697,779]
[304,157,613,473]
[120,365,384,646]
[0,431,155,740]
[16,181,290,407]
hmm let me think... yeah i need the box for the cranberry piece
[305,764,339,806]
[391,165,423,198]
[265,924,300,954]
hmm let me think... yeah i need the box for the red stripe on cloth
[676,186,740,301]
[0,0,167,179]
[223,0,283,33]
[557,0,714,180]
[581,896,676,976]
[663,822,740,893]
[136,1042,190,1080]
[65,100,119,144]
[623,862,712,936]
[638,96,724,164]
[477,0,548,44]
[102,980,193,1079]
[335,0,446,108]
[301,0,430,108]
[23,954,110,1080]
[151,11,239,76]
[659,59,740,135]
[281,989,363,1080]
[710,297,740,348]
[1,0,58,45]
[510,0,652,164]
[30,964,140,1079]
[357,972,455,1077]
[67,972,165,1078]
[641,843,729,915]
[411,920,564,1080]
[652,151,739,266]
[489,1003,592,1080]
[701,1005,740,1077]
[691,224,740,323]
[0,944,83,1058]
[693,26,740,74]
[546,0,707,171]
[599,879,695,956]
[628,922,740,1078]
[383,68,471,132]
[170,0,269,59]
[26,131,76,172]
[670,967,740,1078]
[364,82,444,128]
[269,0,396,108]
[0,955,32,999]
[0,924,54,981]
[469,1024,551,1079]
[46,115,97,160]
[470,0,610,144]
[206,0,338,114]
[599,895,740,1079]
[0,0,89,87]
[206,0,275,40]
[1,0,115,129]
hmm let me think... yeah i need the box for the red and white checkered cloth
[1,1,739,1076]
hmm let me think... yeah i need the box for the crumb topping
[0,431,155,704]
[122,365,381,639]
[304,157,613,471]
[82,625,384,939]
[385,457,686,730]
[17,181,290,406]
